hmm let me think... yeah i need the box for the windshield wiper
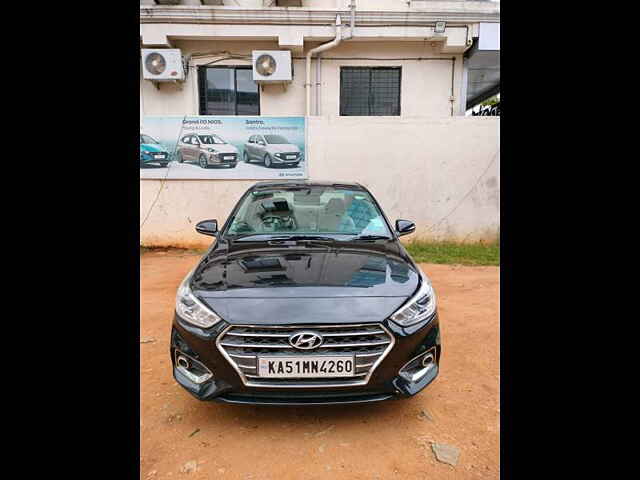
[350,235,392,241]
[230,234,338,243]
[268,235,336,242]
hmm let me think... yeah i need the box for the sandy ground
[140,251,500,479]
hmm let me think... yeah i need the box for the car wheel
[199,155,208,169]
[177,151,184,163]
[160,163,168,168]
[140,158,146,168]
[243,151,250,163]
[229,163,237,168]
[264,154,272,168]
[292,162,300,168]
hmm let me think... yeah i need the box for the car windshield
[264,135,290,145]
[226,187,392,239]
[198,134,226,145]
[140,134,159,144]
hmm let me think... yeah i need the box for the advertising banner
[140,116,307,180]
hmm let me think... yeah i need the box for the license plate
[224,156,234,160]
[258,355,354,378]
[154,154,165,159]
[286,155,297,160]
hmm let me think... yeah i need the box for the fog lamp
[399,349,437,383]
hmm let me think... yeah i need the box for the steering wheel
[232,220,254,233]
[261,215,296,231]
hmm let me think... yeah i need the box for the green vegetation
[482,93,500,106]
[140,242,500,266]
[404,241,500,266]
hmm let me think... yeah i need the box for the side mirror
[195,219,218,237]
[395,219,416,237]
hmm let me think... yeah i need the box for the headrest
[324,198,345,214]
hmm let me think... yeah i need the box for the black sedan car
[171,181,440,406]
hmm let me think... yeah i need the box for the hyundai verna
[140,134,170,168]
[243,134,303,168]
[170,181,440,405]
[176,133,239,169]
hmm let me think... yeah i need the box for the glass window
[199,66,260,115]
[140,134,158,144]
[264,135,290,144]
[226,187,392,239]
[340,67,401,116]
[181,135,191,144]
[198,134,227,145]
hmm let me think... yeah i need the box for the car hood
[141,143,167,153]
[202,144,238,154]
[266,144,300,154]
[192,240,419,325]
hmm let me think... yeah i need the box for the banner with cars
[140,116,307,180]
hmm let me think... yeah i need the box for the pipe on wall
[315,53,322,115]
[305,14,342,116]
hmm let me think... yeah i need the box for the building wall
[140,1,412,9]
[140,116,499,248]
[140,40,463,118]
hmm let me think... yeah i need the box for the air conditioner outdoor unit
[141,49,185,81]
[252,50,292,84]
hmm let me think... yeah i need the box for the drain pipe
[315,53,322,115]
[306,14,342,116]
[345,0,356,41]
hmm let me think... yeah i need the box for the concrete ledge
[140,5,500,26]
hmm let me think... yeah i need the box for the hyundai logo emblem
[288,331,323,350]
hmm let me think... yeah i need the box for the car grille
[277,153,299,161]
[216,323,394,388]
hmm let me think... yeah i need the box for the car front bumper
[170,312,441,406]
[141,152,169,165]
[206,153,238,165]
[272,154,302,165]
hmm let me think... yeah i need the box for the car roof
[252,180,366,190]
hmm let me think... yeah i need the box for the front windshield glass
[140,134,159,144]
[226,187,391,238]
[198,134,226,145]
[264,135,290,144]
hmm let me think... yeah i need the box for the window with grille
[340,67,401,116]
[198,66,260,115]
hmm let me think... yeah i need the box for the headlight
[175,268,222,328]
[142,150,151,155]
[390,271,437,327]
[207,148,218,154]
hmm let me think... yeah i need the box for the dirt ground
[141,251,500,479]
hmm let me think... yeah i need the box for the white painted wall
[140,40,463,117]
[140,116,499,247]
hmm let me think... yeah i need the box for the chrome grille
[216,323,395,388]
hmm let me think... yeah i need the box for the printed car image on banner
[140,116,307,180]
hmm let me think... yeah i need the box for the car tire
[243,151,250,163]
[199,155,208,169]
[264,154,272,168]
[177,151,184,163]
[229,163,237,168]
